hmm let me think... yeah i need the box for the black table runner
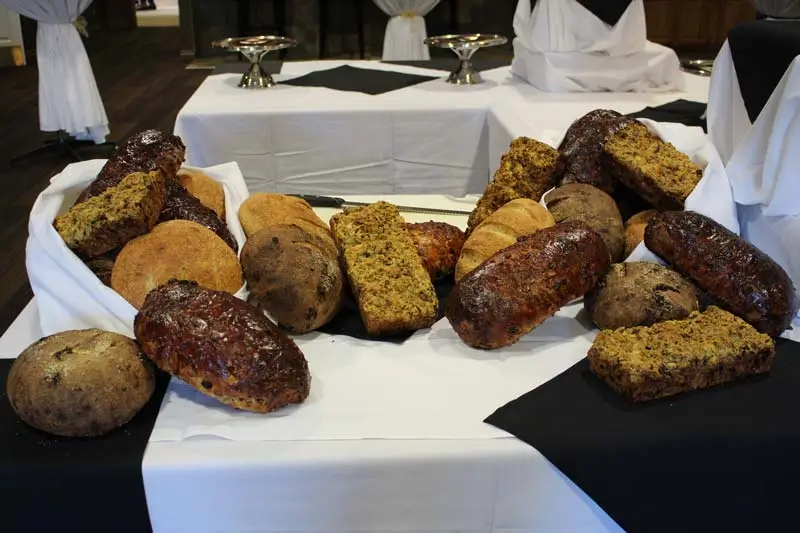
[0,359,171,533]
[281,64,438,95]
[486,338,800,533]
[729,20,800,122]
[626,99,707,131]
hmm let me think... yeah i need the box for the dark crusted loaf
[405,221,466,281]
[588,306,776,403]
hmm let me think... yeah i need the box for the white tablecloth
[174,60,710,197]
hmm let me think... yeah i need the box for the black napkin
[381,58,512,73]
[0,359,171,533]
[213,60,284,75]
[577,0,633,26]
[281,65,437,95]
[485,338,800,533]
[729,20,800,122]
[317,277,455,342]
[626,99,708,132]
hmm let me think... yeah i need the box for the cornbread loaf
[6,329,155,437]
[588,306,776,402]
[544,183,625,262]
[446,221,610,350]
[111,220,243,309]
[624,209,658,257]
[242,223,344,334]
[135,280,310,413]
[159,178,238,252]
[330,201,438,336]
[405,221,466,281]
[54,171,166,258]
[455,198,555,281]
[239,193,329,238]
[602,121,703,210]
[77,129,185,203]
[585,262,699,330]
[467,137,561,233]
[644,211,798,337]
[177,167,226,219]
[558,109,636,194]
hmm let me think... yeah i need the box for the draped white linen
[0,0,109,143]
[373,0,442,61]
[752,0,800,17]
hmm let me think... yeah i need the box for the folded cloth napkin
[281,65,437,95]
[484,338,800,533]
[626,99,708,131]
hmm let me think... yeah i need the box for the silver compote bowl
[212,36,297,89]
[424,34,508,85]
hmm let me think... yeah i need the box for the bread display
[177,167,226,220]
[544,183,626,262]
[588,306,776,402]
[6,329,155,437]
[446,221,610,350]
[467,137,561,233]
[239,193,329,238]
[54,171,166,258]
[644,211,797,337]
[135,280,311,413]
[242,223,344,334]
[624,209,658,257]
[455,198,555,282]
[330,201,438,336]
[406,221,466,281]
[111,220,243,309]
[602,121,703,211]
[76,129,185,203]
[585,262,699,330]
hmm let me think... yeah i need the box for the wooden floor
[0,28,208,338]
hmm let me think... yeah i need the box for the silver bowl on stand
[212,36,297,89]
[423,34,508,85]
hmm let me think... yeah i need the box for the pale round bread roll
[624,209,659,257]
[111,220,243,309]
[6,329,155,437]
[238,193,329,238]
[177,168,226,220]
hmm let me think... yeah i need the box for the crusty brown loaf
[84,252,117,286]
[242,223,344,334]
[467,137,561,233]
[544,183,625,262]
[330,201,438,336]
[624,209,659,257]
[588,306,776,403]
[239,193,329,238]
[6,329,155,437]
[406,221,466,281]
[111,220,243,309]
[584,262,699,330]
[177,167,226,220]
[456,198,555,282]
[135,280,310,413]
[602,121,703,211]
[446,221,610,350]
[54,171,166,258]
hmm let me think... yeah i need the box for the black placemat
[317,277,454,342]
[576,0,633,26]
[729,20,800,122]
[485,338,800,533]
[213,61,283,75]
[626,99,707,132]
[0,358,171,533]
[281,65,438,95]
[381,58,511,73]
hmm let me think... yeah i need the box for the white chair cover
[0,0,109,143]
[373,0,442,61]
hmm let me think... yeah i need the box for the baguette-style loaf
[455,199,555,281]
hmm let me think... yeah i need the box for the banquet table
[175,60,710,196]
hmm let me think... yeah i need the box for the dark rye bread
[588,306,776,403]
[159,178,238,252]
[602,121,703,211]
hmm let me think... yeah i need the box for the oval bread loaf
[177,167,226,220]
[624,209,658,257]
[6,329,155,437]
[239,193,329,238]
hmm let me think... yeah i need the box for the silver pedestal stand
[212,36,298,89]
[424,34,508,85]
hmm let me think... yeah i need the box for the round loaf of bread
[177,168,226,220]
[238,193,329,238]
[242,223,344,333]
[111,220,243,309]
[6,329,155,437]
[624,209,658,257]
[585,262,699,330]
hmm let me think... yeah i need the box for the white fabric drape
[373,0,441,61]
[0,0,109,143]
[752,0,800,17]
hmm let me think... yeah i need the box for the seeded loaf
[330,201,438,336]
[54,171,166,259]
[588,306,776,403]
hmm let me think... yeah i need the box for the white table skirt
[175,60,709,197]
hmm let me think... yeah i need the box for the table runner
[626,99,707,131]
[281,65,438,95]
